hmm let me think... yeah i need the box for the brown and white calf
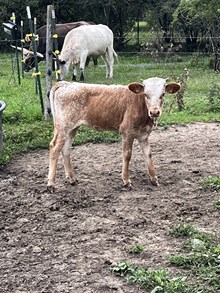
[47,78,180,192]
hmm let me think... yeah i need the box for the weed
[112,262,194,292]
[169,223,198,237]
[169,224,220,292]
[128,244,144,254]
[201,177,220,190]
[207,81,220,112]
[215,198,220,209]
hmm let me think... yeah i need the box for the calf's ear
[60,59,66,65]
[128,82,144,94]
[165,82,181,94]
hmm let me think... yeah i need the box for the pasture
[0,51,220,292]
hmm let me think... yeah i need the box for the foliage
[201,177,220,190]
[112,225,220,292]
[112,262,193,292]
[172,0,220,69]
[169,225,220,292]
[128,244,144,254]
[207,82,220,112]
[169,223,198,237]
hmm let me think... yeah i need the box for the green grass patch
[201,177,220,190]
[112,224,220,292]
[112,262,194,292]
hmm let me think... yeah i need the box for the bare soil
[0,122,219,293]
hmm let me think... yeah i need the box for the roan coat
[47,78,180,192]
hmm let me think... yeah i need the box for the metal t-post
[20,21,24,78]
[11,13,21,85]
[52,9,61,82]
[26,6,44,113]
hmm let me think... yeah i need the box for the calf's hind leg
[47,130,66,192]
[62,128,78,185]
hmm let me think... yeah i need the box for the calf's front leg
[138,137,159,186]
[121,135,134,188]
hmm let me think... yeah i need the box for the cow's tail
[113,49,119,63]
[49,81,69,120]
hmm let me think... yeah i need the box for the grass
[0,51,220,164]
[201,177,220,190]
[112,224,220,292]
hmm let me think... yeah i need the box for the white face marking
[142,78,166,118]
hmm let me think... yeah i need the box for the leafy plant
[215,198,220,209]
[169,223,198,237]
[207,82,220,112]
[128,244,144,254]
[112,262,194,292]
[202,177,220,190]
[169,224,220,292]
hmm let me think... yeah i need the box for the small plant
[207,81,220,112]
[169,225,220,292]
[169,223,198,237]
[168,68,189,112]
[112,262,194,292]
[215,198,220,209]
[128,244,144,254]
[202,177,220,190]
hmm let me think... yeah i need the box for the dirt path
[0,122,219,292]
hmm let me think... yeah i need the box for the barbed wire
[1,35,220,44]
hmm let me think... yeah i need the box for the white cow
[58,24,117,81]
[47,78,180,192]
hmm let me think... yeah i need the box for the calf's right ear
[128,82,144,94]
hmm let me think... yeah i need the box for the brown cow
[47,78,180,192]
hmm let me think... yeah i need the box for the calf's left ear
[165,82,181,94]
[128,82,144,94]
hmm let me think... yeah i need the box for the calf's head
[129,77,180,119]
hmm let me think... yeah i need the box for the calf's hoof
[66,176,78,186]
[151,179,159,186]
[123,180,133,190]
[47,184,55,193]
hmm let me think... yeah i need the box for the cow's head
[58,58,70,80]
[11,45,44,72]
[128,77,180,120]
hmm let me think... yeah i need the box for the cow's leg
[121,135,134,187]
[72,64,78,81]
[79,53,87,81]
[62,128,78,185]
[106,48,114,78]
[47,129,66,192]
[138,138,159,186]
[102,53,111,78]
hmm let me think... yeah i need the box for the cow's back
[36,21,92,53]
[62,24,114,57]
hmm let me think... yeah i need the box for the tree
[172,0,220,69]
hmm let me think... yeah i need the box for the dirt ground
[0,122,219,293]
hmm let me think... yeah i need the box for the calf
[59,24,117,81]
[47,78,180,192]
